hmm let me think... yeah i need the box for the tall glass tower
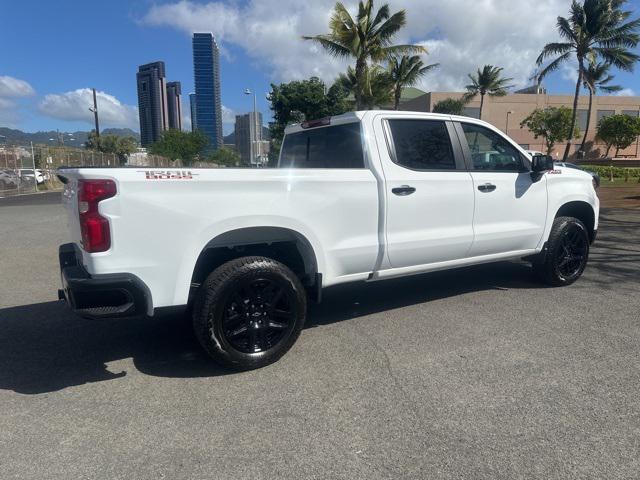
[192,33,223,150]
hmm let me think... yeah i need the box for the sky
[1,0,640,135]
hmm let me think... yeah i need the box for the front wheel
[192,256,307,370]
[533,216,590,286]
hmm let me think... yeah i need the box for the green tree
[335,65,393,109]
[463,65,513,119]
[597,114,640,157]
[149,129,208,166]
[267,77,350,153]
[85,131,137,165]
[537,0,640,160]
[579,61,622,152]
[520,107,580,155]
[433,98,467,115]
[388,55,438,110]
[303,0,424,109]
[207,147,242,167]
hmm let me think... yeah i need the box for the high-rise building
[234,112,265,165]
[192,33,223,150]
[136,61,169,146]
[189,93,197,132]
[166,81,182,131]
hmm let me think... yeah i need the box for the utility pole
[90,88,100,137]
[31,141,37,193]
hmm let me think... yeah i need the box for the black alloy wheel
[533,216,590,286]
[193,256,307,370]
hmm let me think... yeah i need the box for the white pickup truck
[57,111,599,369]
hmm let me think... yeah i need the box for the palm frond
[537,52,572,81]
[536,42,573,65]
[594,46,640,71]
[302,35,353,58]
[372,11,406,44]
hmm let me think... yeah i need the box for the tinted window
[279,123,364,168]
[461,123,524,172]
[576,109,589,130]
[388,119,456,170]
[463,107,481,119]
[597,110,614,122]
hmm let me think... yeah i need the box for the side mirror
[531,154,554,172]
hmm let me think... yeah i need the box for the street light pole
[506,110,513,133]
[244,88,258,166]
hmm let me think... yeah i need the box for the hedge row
[581,165,640,178]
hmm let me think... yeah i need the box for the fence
[0,146,173,198]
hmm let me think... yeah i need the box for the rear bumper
[58,243,149,319]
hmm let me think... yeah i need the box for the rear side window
[388,119,456,170]
[279,123,364,168]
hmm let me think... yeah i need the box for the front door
[376,116,475,268]
[456,122,547,257]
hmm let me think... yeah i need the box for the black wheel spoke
[247,326,258,352]
[227,325,248,339]
[272,308,292,319]
[267,321,287,331]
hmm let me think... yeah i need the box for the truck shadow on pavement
[0,262,544,395]
[0,208,636,394]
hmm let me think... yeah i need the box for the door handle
[392,185,416,196]
[477,183,496,192]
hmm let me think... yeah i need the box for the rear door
[376,116,475,268]
[456,121,547,257]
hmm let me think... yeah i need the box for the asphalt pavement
[0,192,638,479]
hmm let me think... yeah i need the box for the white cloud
[142,0,568,91]
[38,88,138,129]
[221,104,236,124]
[0,76,34,127]
[0,76,35,98]
[614,88,636,96]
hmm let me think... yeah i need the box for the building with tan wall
[400,90,640,159]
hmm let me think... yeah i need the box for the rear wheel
[192,256,307,370]
[533,216,590,286]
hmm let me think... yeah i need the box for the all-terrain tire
[192,256,307,370]
[533,216,590,287]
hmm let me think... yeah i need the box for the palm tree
[388,55,439,109]
[579,61,623,153]
[303,0,425,109]
[462,65,514,119]
[335,65,393,109]
[537,0,640,160]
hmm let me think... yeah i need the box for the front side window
[388,119,456,170]
[461,123,524,172]
[279,122,364,168]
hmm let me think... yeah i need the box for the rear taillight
[78,179,116,253]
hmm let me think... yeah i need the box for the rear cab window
[387,119,457,170]
[279,122,364,168]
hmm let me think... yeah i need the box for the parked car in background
[18,169,46,185]
[0,169,20,190]
[555,162,601,188]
